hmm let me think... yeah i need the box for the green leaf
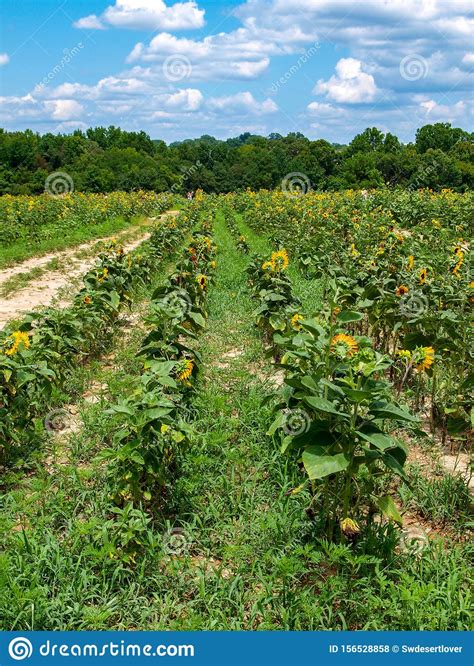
[189,311,206,327]
[302,446,349,480]
[375,495,403,526]
[337,310,364,323]
[356,431,395,451]
[145,407,173,421]
[108,404,134,416]
[304,396,349,417]
[371,402,419,423]
[267,411,287,436]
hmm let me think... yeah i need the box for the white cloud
[307,101,345,116]
[126,30,274,81]
[419,98,467,120]
[74,15,106,30]
[207,92,278,115]
[0,53,9,66]
[462,52,474,65]
[164,88,203,111]
[45,99,85,120]
[74,0,205,31]
[315,58,378,103]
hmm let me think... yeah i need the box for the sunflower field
[0,188,472,632]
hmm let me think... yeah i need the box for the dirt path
[0,211,179,329]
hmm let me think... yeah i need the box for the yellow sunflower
[418,268,428,284]
[396,285,409,297]
[291,313,304,330]
[3,331,30,356]
[340,517,360,537]
[197,274,207,289]
[271,248,289,271]
[261,260,273,270]
[331,333,359,357]
[407,255,414,271]
[177,359,194,382]
[415,346,435,372]
[83,295,92,305]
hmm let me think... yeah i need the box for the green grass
[0,215,146,269]
[0,210,471,631]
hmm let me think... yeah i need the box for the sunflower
[415,346,435,372]
[98,267,109,283]
[350,243,359,257]
[418,268,428,284]
[197,274,207,289]
[210,260,217,269]
[177,359,194,382]
[261,261,273,270]
[340,517,360,537]
[291,313,304,330]
[331,333,359,357]
[3,331,30,356]
[83,295,92,305]
[407,255,414,271]
[271,248,289,271]
[396,285,409,297]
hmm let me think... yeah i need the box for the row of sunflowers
[96,212,217,562]
[242,234,421,542]
[233,188,472,445]
[0,206,197,464]
[0,191,174,245]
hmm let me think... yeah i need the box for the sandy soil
[0,211,179,329]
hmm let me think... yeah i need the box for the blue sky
[0,0,472,143]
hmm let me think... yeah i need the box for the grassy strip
[0,215,150,269]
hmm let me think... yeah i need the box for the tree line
[0,122,472,195]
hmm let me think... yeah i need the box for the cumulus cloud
[44,99,85,120]
[307,101,345,116]
[0,53,9,66]
[74,15,106,30]
[74,0,205,31]
[207,92,277,115]
[126,30,274,81]
[315,58,378,103]
[164,88,203,111]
